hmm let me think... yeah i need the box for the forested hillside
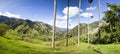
[0,15,52,35]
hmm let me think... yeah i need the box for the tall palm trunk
[88,0,93,44]
[88,12,90,44]
[98,0,101,43]
[66,0,69,47]
[52,0,57,47]
[78,0,81,46]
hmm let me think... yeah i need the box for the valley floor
[0,36,120,54]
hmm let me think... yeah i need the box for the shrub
[0,23,8,36]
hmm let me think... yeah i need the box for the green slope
[0,15,52,35]
[70,23,88,36]
[0,36,54,54]
[70,21,100,36]
[0,36,95,54]
[1,36,120,54]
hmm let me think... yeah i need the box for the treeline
[92,3,120,44]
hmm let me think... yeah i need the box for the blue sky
[0,0,120,29]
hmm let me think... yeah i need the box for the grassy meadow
[0,36,120,54]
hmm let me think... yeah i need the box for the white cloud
[63,6,83,18]
[58,6,83,20]
[86,6,96,11]
[80,12,93,18]
[56,6,82,29]
[0,12,21,18]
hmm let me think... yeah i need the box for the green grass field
[0,36,120,54]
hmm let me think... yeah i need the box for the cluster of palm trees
[52,0,101,47]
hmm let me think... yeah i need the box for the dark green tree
[104,3,120,33]
[0,23,8,36]
[93,4,120,44]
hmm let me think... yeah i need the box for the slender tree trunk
[88,0,93,45]
[78,0,81,46]
[66,0,69,47]
[52,0,57,47]
[98,0,101,43]
[88,12,90,44]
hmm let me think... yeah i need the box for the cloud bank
[56,6,82,28]
[0,12,21,18]
[80,12,93,18]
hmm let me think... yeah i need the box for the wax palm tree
[66,0,70,47]
[52,0,57,47]
[88,0,93,44]
[98,0,101,43]
[78,0,81,46]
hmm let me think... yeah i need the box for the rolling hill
[0,15,66,36]
[69,21,99,36]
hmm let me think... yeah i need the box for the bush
[0,23,8,36]
[80,35,87,42]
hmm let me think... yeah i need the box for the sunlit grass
[1,36,120,54]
